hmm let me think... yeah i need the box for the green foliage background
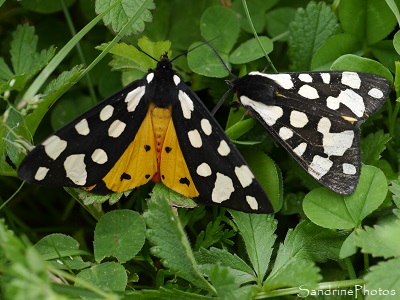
[1,0,400,299]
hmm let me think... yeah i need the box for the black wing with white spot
[18,78,150,188]
[232,71,390,194]
[164,71,273,213]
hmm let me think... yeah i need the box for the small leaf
[288,2,339,70]
[354,219,400,258]
[34,234,90,270]
[361,131,391,165]
[75,262,127,295]
[364,257,400,299]
[143,196,215,293]
[152,182,198,208]
[339,231,358,259]
[303,165,387,229]
[230,37,273,64]
[94,209,145,263]
[229,210,277,283]
[95,0,155,35]
[195,247,256,285]
[265,7,297,41]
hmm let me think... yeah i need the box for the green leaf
[288,2,339,70]
[311,33,362,71]
[339,231,358,259]
[265,7,297,42]
[371,40,400,73]
[143,196,215,293]
[364,257,400,299]
[338,0,396,45]
[393,31,400,55]
[331,54,393,82]
[34,234,90,270]
[95,0,155,35]
[303,165,388,229]
[229,210,276,283]
[354,218,400,258]
[187,6,240,77]
[75,262,127,295]
[0,57,13,80]
[9,24,55,91]
[195,247,256,285]
[130,287,216,300]
[225,118,257,140]
[389,180,400,208]
[94,209,146,263]
[361,131,391,165]
[264,258,320,291]
[152,182,198,208]
[230,37,273,64]
[194,216,234,250]
[209,264,251,300]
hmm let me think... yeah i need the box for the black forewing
[18,78,150,189]
[234,71,389,194]
[171,73,273,213]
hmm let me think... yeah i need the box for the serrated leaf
[229,210,276,283]
[209,264,251,300]
[288,2,339,70]
[354,219,400,258]
[95,0,155,35]
[0,57,13,80]
[389,180,400,208]
[303,165,387,229]
[152,182,198,208]
[361,131,391,165]
[338,0,396,45]
[143,196,215,293]
[75,262,127,296]
[195,247,256,285]
[230,37,273,64]
[264,258,320,291]
[10,24,55,85]
[364,257,400,299]
[34,234,90,270]
[94,209,145,263]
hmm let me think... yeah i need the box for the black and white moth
[228,70,390,194]
[18,53,274,213]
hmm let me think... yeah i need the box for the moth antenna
[201,35,236,79]
[170,37,220,63]
[211,84,235,116]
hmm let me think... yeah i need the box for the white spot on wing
[212,173,234,203]
[299,73,312,83]
[341,72,361,89]
[35,167,49,181]
[240,96,283,126]
[125,86,145,112]
[293,142,307,156]
[91,148,108,164]
[196,163,212,177]
[308,155,333,180]
[188,129,202,148]
[235,165,254,188]
[343,163,357,175]
[173,75,180,86]
[178,90,194,119]
[326,89,365,117]
[368,88,384,99]
[108,120,126,138]
[64,154,87,185]
[321,73,330,84]
[100,105,114,121]
[317,117,354,156]
[290,110,309,128]
[279,127,293,140]
[43,135,67,160]
[201,119,212,135]
[298,85,319,99]
[251,72,294,89]
[246,196,258,210]
[146,73,154,83]
[75,119,90,136]
[217,140,230,156]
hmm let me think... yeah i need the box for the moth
[18,52,274,213]
[227,70,390,194]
